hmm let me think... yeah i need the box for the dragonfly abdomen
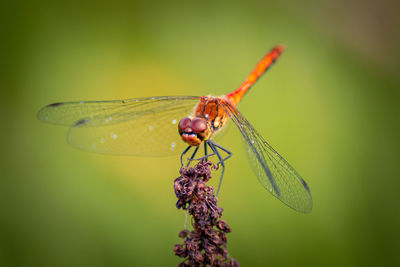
[225,45,285,106]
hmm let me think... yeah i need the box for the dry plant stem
[174,160,239,267]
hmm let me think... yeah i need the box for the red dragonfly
[38,46,312,213]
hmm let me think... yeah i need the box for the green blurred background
[1,0,399,266]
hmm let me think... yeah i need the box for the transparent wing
[220,100,312,213]
[38,96,201,156]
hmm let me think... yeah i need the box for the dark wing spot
[47,102,64,107]
[301,178,310,192]
[74,119,89,127]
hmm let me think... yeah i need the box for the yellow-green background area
[1,0,399,266]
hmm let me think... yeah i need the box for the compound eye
[178,117,191,131]
[191,118,207,133]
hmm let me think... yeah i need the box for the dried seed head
[173,160,239,266]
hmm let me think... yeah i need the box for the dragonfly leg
[186,146,199,167]
[208,140,232,169]
[193,144,216,161]
[207,141,233,197]
[180,146,191,168]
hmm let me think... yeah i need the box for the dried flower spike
[174,160,239,267]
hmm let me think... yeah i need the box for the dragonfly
[38,45,312,213]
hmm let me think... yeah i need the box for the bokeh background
[1,0,399,266]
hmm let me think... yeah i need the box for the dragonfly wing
[38,96,200,156]
[220,100,312,213]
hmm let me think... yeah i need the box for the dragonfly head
[178,117,211,146]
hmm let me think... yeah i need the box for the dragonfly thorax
[178,117,211,146]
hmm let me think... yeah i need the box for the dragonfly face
[179,96,232,146]
[178,117,211,146]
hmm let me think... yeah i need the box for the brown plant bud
[216,220,231,233]
[179,230,189,238]
[174,244,187,258]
